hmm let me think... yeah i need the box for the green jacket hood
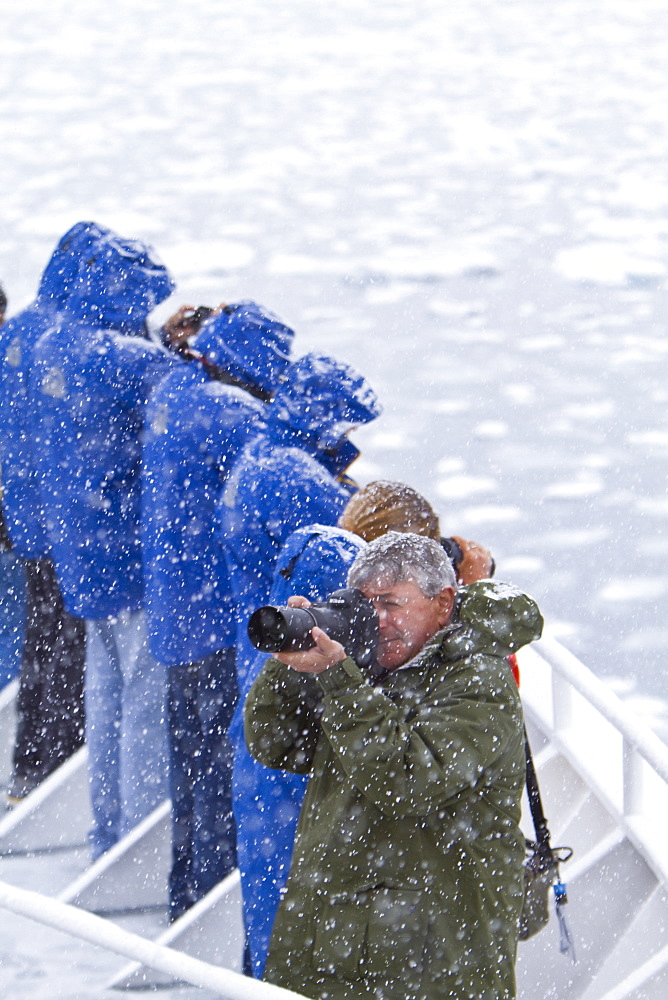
[453,579,543,657]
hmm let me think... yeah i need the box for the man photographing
[245,531,543,1000]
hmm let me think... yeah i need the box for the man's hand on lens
[274,596,347,673]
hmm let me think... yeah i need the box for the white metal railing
[0,879,301,1000]
[538,634,668,787]
[520,631,668,885]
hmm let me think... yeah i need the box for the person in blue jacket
[217,352,381,966]
[141,300,294,920]
[219,351,382,664]
[32,228,180,857]
[237,523,364,977]
[0,223,112,558]
[0,223,111,799]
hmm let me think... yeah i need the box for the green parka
[245,580,543,1000]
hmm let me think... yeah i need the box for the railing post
[551,669,573,736]
[623,738,644,817]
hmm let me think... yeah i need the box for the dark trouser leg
[42,600,86,767]
[10,558,86,798]
[192,648,238,898]
[0,551,25,689]
[168,663,199,920]
[168,649,238,921]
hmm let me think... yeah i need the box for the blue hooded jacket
[32,230,178,619]
[141,302,294,666]
[233,525,365,978]
[0,222,112,556]
[218,351,382,689]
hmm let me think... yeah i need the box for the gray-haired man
[245,531,543,1000]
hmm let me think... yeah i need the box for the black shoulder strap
[278,528,328,581]
[279,552,301,581]
[525,730,556,867]
[180,346,272,403]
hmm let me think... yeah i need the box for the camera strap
[278,531,323,582]
[525,732,554,867]
[279,553,301,581]
[524,729,576,959]
[180,346,273,403]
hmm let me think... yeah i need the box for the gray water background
[1,0,667,729]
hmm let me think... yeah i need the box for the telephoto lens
[247,588,379,668]
[247,605,327,653]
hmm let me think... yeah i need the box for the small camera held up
[182,306,214,331]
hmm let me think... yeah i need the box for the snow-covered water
[1,1,667,992]
[4,0,666,717]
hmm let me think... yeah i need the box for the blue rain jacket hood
[142,302,294,666]
[31,232,178,618]
[268,352,382,452]
[65,232,174,335]
[192,301,294,397]
[0,221,113,556]
[36,221,114,310]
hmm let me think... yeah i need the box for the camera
[440,536,463,568]
[183,306,214,331]
[247,588,378,669]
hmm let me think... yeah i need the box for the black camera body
[184,305,214,331]
[247,587,378,669]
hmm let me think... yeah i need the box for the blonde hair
[339,480,440,543]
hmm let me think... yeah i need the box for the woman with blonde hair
[339,479,492,584]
